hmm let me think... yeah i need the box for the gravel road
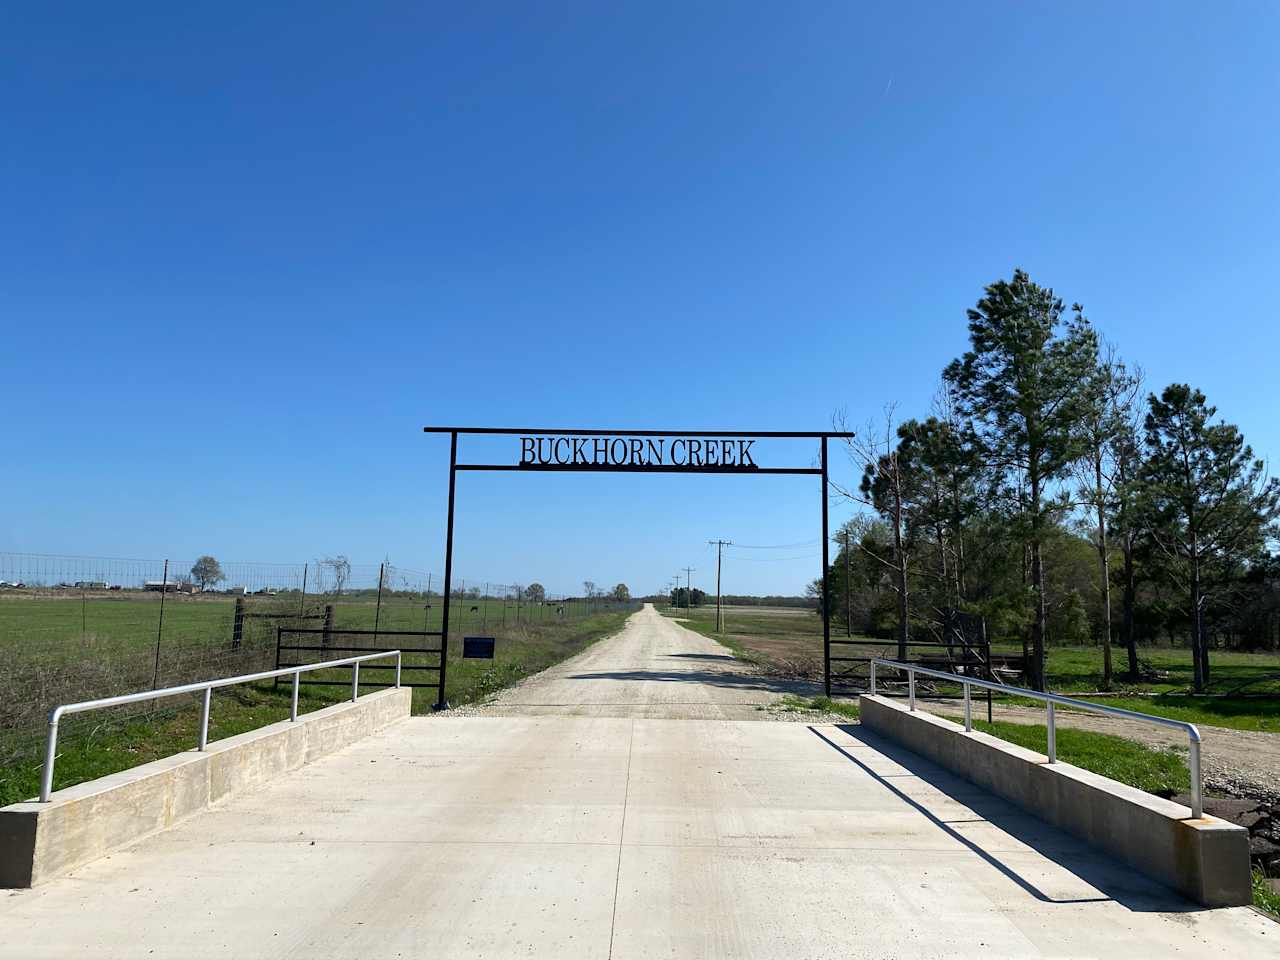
[465,603,819,719]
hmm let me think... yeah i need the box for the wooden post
[323,604,335,650]
[232,596,245,650]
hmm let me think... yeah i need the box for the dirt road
[469,603,818,719]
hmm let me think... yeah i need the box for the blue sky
[3,2,1278,597]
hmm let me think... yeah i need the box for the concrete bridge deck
[1,607,1272,957]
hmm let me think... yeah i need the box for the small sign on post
[463,636,495,659]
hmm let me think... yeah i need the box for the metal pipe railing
[40,650,402,803]
[868,657,1204,819]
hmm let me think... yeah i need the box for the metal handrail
[868,657,1204,819]
[40,650,402,803]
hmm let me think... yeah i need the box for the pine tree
[1139,384,1280,692]
[945,270,1098,689]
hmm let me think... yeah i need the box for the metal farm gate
[275,626,445,706]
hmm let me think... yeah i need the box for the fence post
[273,624,283,690]
[151,560,169,689]
[323,604,334,650]
[232,596,245,650]
[373,563,385,642]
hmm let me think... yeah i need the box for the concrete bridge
[0,606,1272,958]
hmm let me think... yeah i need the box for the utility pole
[707,540,732,632]
[682,567,696,613]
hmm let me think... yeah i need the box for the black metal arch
[422,426,853,708]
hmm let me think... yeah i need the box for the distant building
[143,580,180,592]
[74,581,107,590]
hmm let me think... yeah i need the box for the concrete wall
[859,694,1251,907]
[0,686,412,888]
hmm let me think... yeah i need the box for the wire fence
[0,552,631,766]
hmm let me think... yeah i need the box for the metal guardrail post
[963,681,972,732]
[1189,741,1203,819]
[1046,702,1056,763]
[908,668,916,711]
[290,672,300,721]
[41,711,61,803]
[395,652,402,688]
[869,660,876,695]
[351,662,360,702]
[198,689,212,751]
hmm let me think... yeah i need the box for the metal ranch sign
[519,436,758,470]
[422,425,853,703]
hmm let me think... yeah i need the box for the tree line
[824,269,1279,692]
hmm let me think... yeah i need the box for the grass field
[0,590,603,647]
[661,603,1280,731]
[663,603,833,676]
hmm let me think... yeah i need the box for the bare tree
[834,406,913,659]
[321,555,351,596]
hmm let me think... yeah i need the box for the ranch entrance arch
[422,426,854,709]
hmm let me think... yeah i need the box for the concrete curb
[0,686,412,888]
[859,694,1252,907]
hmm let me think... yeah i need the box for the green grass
[769,694,860,720]
[1057,693,1280,733]
[1253,870,1280,920]
[942,714,1190,795]
[0,592,617,654]
[988,642,1280,697]
[919,685,1280,734]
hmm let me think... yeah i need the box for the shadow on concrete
[811,724,1201,914]
[565,668,816,697]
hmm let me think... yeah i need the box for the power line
[724,554,812,563]
[728,540,819,550]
